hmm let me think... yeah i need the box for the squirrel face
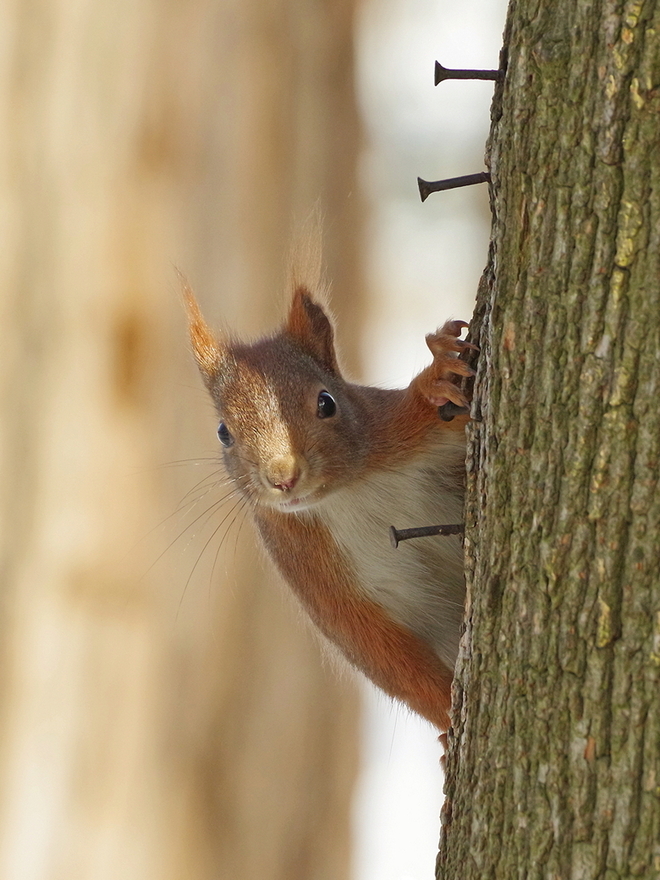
[185,284,370,512]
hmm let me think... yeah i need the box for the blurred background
[0,0,505,878]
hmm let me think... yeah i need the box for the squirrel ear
[286,286,339,375]
[180,275,224,386]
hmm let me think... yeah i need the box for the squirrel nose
[273,475,298,491]
[266,456,301,492]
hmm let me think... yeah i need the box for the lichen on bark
[437,1,660,877]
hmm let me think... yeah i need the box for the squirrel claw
[426,379,470,410]
[414,319,476,413]
[425,321,478,357]
[456,338,480,353]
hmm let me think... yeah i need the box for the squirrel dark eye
[317,390,336,419]
[217,422,234,447]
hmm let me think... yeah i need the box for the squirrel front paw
[414,319,477,414]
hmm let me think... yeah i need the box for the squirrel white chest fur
[185,278,474,730]
[313,438,465,670]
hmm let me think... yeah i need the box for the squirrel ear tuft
[286,286,339,375]
[179,274,224,386]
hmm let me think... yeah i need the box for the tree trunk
[438,0,660,877]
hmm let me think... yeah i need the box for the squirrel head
[184,280,369,512]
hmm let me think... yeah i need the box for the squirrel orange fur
[184,279,474,731]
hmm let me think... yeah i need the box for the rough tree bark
[438,0,660,877]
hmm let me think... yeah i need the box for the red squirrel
[184,275,474,731]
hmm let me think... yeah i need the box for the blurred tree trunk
[438,1,660,877]
[0,2,362,879]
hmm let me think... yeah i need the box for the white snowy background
[353,1,508,878]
